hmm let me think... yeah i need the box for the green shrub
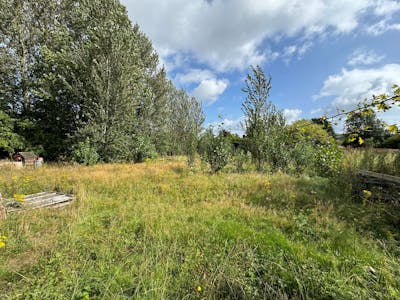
[72,138,100,166]
[394,151,400,176]
[231,149,252,173]
[131,134,157,163]
[380,134,400,149]
[199,128,232,173]
[312,143,343,177]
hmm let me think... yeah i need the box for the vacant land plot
[1,159,400,299]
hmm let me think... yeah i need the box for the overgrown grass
[1,158,400,299]
[343,147,400,176]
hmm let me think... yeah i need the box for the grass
[343,147,400,176]
[0,157,400,299]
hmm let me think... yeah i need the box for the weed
[0,159,399,298]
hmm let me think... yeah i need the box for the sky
[120,0,400,134]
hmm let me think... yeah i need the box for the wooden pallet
[4,192,74,213]
[356,170,400,204]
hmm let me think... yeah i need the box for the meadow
[0,156,400,299]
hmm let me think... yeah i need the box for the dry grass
[0,158,399,299]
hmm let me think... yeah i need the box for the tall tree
[242,65,286,171]
[166,88,204,164]
[0,0,204,163]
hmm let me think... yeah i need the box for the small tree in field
[199,127,232,173]
[242,65,286,171]
[343,109,385,147]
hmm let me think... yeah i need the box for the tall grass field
[1,157,400,299]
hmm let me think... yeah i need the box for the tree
[0,110,24,156]
[343,109,385,147]
[0,0,203,163]
[199,127,232,173]
[311,118,335,137]
[286,119,342,176]
[242,65,286,171]
[166,88,204,166]
[288,119,334,145]
[321,84,399,146]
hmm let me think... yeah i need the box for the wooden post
[0,193,6,221]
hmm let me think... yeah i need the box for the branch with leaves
[316,85,400,145]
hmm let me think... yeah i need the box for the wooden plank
[5,192,74,213]
[24,192,51,200]
[24,195,71,208]
[23,193,61,204]
[358,170,400,185]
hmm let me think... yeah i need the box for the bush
[72,138,100,166]
[199,128,232,173]
[312,143,343,177]
[231,149,252,173]
[286,121,342,177]
[380,134,400,149]
[131,134,157,163]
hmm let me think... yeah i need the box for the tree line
[199,65,399,175]
[0,0,204,163]
[1,0,398,170]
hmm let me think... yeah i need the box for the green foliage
[242,65,287,171]
[344,110,385,147]
[380,134,400,149]
[0,110,24,155]
[312,143,343,177]
[288,119,334,145]
[231,149,252,173]
[199,128,232,173]
[394,151,400,176]
[286,120,342,176]
[72,138,99,166]
[0,0,204,163]
[166,89,204,166]
[340,85,399,146]
[131,134,157,163]
[1,161,400,298]
[311,117,336,137]
[345,148,400,176]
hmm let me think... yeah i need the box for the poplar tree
[242,65,286,171]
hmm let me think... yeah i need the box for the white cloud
[282,42,313,63]
[316,64,400,125]
[348,49,385,66]
[175,69,229,105]
[120,0,388,72]
[209,117,245,136]
[310,108,323,115]
[283,109,302,124]
[175,69,216,84]
[367,20,400,35]
[192,78,229,105]
[374,0,400,16]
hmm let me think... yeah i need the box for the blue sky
[120,0,400,134]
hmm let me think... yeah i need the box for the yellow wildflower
[362,190,372,199]
[13,194,26,202]
[0,235,6,248]
[196,285,202,292]
[264,180,271,189]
